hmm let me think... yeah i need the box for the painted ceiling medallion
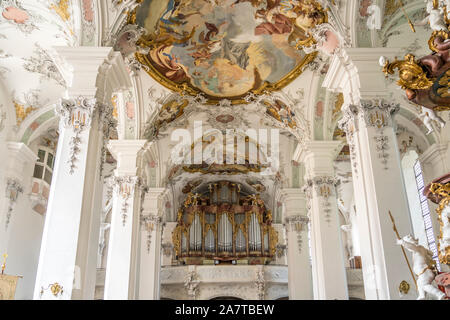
[215,114,235,123]
[133,0,326,102]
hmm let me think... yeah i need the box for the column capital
[360,99,399,128]
[56,96,97,130]
[302,176,339,202]
[284,215,309,233]
[108,139,147,176]
[338,99,400,134]
[109,175,141,195]
[305,176,340,188]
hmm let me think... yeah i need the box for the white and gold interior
[0,0,449,301]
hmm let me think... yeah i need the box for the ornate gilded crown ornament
[381,54,433,90]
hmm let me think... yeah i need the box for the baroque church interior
[0,0,450,301]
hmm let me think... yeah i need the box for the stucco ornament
[184,271,200,299]
[110,175,140,226]
[255,267,266,300]
[56,97,97,174]
[397,234,446,300]
[4,179,23,230]
[23,44,67,87]
[0,0,42,34]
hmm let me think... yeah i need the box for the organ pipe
[172,181,277,264]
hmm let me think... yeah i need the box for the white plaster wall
[6,196,45,299]
[3,147,43,300]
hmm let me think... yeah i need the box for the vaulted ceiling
[0,0,445,221]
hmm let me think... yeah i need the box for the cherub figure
[366,2,382,30]
[415,1,448,31]
[419,106,446,134]
[397,234,446,300]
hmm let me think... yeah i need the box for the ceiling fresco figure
[134,0,327,100]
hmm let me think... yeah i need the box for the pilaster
[103,140,146,300]
[138,188,167,300]
[34,47,131,300]
[297,141,349,300]
[282,189,312,300]
[324,48,416,300]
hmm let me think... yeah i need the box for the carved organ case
[172,181,277,265]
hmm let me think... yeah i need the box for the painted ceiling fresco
[135,0,326,100]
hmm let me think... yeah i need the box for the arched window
[33,147,54,185]
[30,146,55,215]
[401,151,440,270]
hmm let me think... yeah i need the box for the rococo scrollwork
[172,181,278,265]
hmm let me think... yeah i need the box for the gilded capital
[56,96,97,131]
[284,215,309,233]
[360,99,399,129]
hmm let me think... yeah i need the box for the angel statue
[397,234,446,300]
[366,3,382,30]
[415,1,448,31]
[419,106,446,134]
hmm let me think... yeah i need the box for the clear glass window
[33,165,44,179]
[47,153,54,169]
[413,160,440,271]
[37,149,45,163]
[33,147,55,186]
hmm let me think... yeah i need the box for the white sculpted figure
[366,4,382,30]
[415,1,448,31]
[397,235,446,300]
[440,204,450,259]
[419,106,446,134]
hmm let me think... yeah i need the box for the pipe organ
[172,181,277,265]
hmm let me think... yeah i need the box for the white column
[34,47,131,300]
[139,188,166,300]
[324,49,417,299]
[33,97,102,300]
[104,140,146,300]
[340,100,416,300]
[297,141,349,300]
[282,189,313,300]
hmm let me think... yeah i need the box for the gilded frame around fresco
[128,0,326,104]
[135,51,318,105]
